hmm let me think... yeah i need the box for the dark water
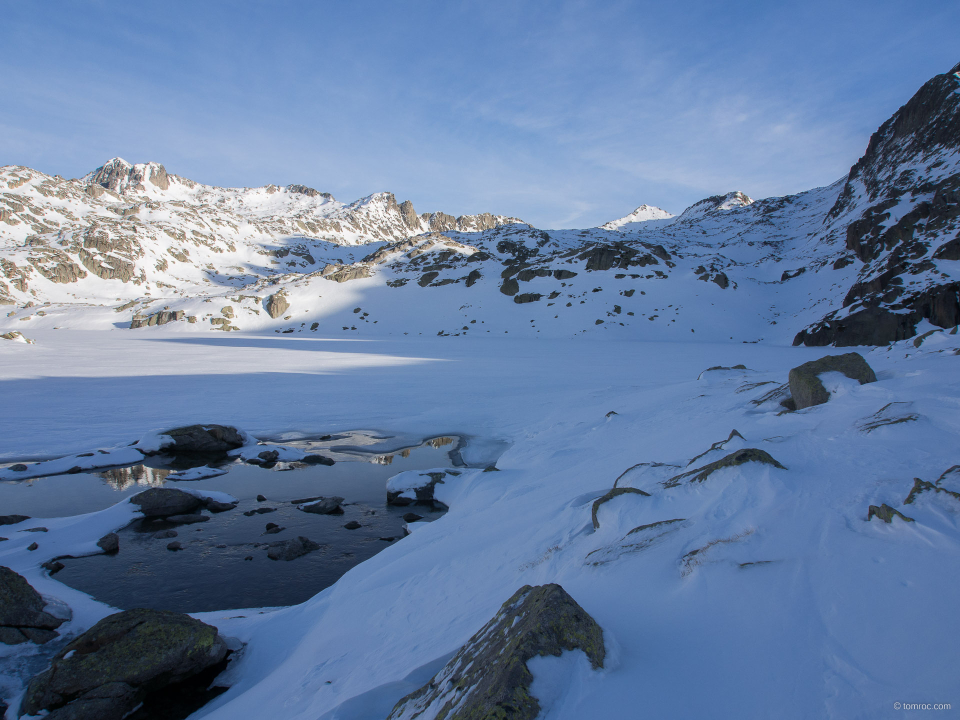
[0,434,460,612]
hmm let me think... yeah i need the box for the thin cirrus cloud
[0,0,958,229]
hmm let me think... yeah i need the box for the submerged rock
[130,488,204,518]
[0,566,65,645]
[266,536,320,561]
[788,353,877,410]
[298,496,344,515]
[20,608,228,720]
[97,532,119,553]
[387,584,604,720]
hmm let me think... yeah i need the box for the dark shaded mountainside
[0,62,958,345]
[795,60,960,346]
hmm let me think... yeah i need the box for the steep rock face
[796,61,960,346]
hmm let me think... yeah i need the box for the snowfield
[1,328,958,719]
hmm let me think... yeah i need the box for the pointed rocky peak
[84,158,170,194]
[601,204,675,231]
[676,191,754,222]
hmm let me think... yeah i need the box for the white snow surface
[0,328,958,719]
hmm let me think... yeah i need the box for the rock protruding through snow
[20,607,228,720]
[788,352,877,409]
[387,583,604,720]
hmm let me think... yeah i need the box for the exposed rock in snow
[387,584,604,720]
[19,607,228,719]
[787,352,877,409]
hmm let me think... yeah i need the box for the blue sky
[2,1,958,228]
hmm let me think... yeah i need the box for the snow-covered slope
[0,64,958,348]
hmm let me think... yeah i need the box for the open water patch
[0,432,473,613]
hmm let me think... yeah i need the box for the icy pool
[0,433,465,612]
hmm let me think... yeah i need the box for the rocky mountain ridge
[1,61,958,346]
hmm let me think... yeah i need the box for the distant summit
[600,204,674,231]
[675,191,753,223]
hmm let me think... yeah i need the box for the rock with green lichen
[788,352,877,409]
[664,448,786,487]
[867,503,914,523]
[387,583,604,720]
[20,608,228,720]
[591,487,650,529]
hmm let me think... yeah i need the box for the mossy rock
[904,477,960,505]
[21,608,227,719]
[387,584,604,720]
[787,352,877,409]
[867,503,914,523]
[591,487,650,529]
[664,448,786,487]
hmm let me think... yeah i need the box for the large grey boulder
[20,608,227,720]
[265,291,290,319]
[788,352,878,409]
[388,584,604,720]
[130,488,204,518]
[0,566,65,645]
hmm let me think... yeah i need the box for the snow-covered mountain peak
[83,157,171,196]
[675,191,754,222]
[600,204,674,231]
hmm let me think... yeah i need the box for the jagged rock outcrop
[130,309,185,328]
[387,584,604,720]
[796,61,960,346]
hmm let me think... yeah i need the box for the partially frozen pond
[0,432,475,612]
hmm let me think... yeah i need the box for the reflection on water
[98,465,172,490]
[46,435,462,612]
[429,437,454,448]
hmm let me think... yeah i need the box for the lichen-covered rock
[867,503,914,523]
[130,488,204,517]
[265,290,289,319]
[664,448,786,487]
[0,565,65,645]
[20,608,227,720]
[788,352,877,409]
[387,583,604,720]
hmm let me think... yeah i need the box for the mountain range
[1,61,958,347]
